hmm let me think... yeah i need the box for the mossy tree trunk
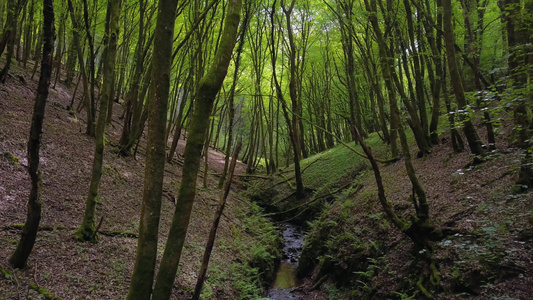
[503,0,531,148]
[219,2,250,186]
[119,0,148,154]
[9,0,54,269]
[76,0,123,242]
[502,0,533,188]
[126,0,179,298]
[81,0,97,137]
[151,1,243,299]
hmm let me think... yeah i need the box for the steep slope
[0,60,279,299]
[249,121,533,299]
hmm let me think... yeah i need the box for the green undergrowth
[299,133,388,190]
[246,132,393,223]
[203,202,282,299]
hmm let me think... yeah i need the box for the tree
[193,142,242,300]
[0,0,28,81]
[219,0,251,187]
[9,0,55,268]
[442,0,485,160]
[270,0,305,199]
[126,0,179,298]
[502,0,531,148]
[66,0,94,136]
[151,0,243,298]
[76,0,124,242]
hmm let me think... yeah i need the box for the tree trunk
[503,0,531,148]
[22,0,34,68]
[442,0,485,159]
[274,0,305,199]
[76,0,123,242]
[119,0,147,153]
[219,2,250,186]
[192,142,242,300]
[9,0,54,269]
[66,0,93,136]
[81,0,96,136]
[126,0,178,298]
[460,0,496,150]
[0,0,22,81]
[151,1,242,298]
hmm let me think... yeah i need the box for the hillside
[0,60,281,299]
[247,116,533,298]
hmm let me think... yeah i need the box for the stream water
[266,223,305,300]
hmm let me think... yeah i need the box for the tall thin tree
[76,0,124,242]
[152,0,243,298]
[9,0,55,269]
[127,0,179,298]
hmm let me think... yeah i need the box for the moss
[74,226,97,243]
[29,282,64,300]
[429,263,441,286]
[416,275,433,299]
[1,267,13,278]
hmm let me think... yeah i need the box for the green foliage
[207,202,281,298]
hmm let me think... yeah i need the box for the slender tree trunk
[52,6,66,89]
[81,0,97,136]
[503,0,531,148]
[151,1,242,298]
[442,0,485,159]
[126,0,177,298]
[76,0,123,242]
[275,0,305,199]
[119,0,147,152]
[219,2,250,186]
[67,0,93,135]
[9,0,54,269]
[22,0,34,68]
[192,142,242,300]
[0,0,21,81]
[167,85,191,162]
[461,0,496,150]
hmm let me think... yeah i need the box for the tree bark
[219,2,250,186]
[126,0,178,298]
[270,0,305,199]
[66,0,93,135]
[151,1,242,299]
[9,0,54,269]
[0,0,26,81]
[76,0,123,242]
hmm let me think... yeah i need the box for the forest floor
[0,60,283,299]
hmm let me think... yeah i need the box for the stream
[266,223,305,300]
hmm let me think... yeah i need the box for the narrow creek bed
[267,223,305,299]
